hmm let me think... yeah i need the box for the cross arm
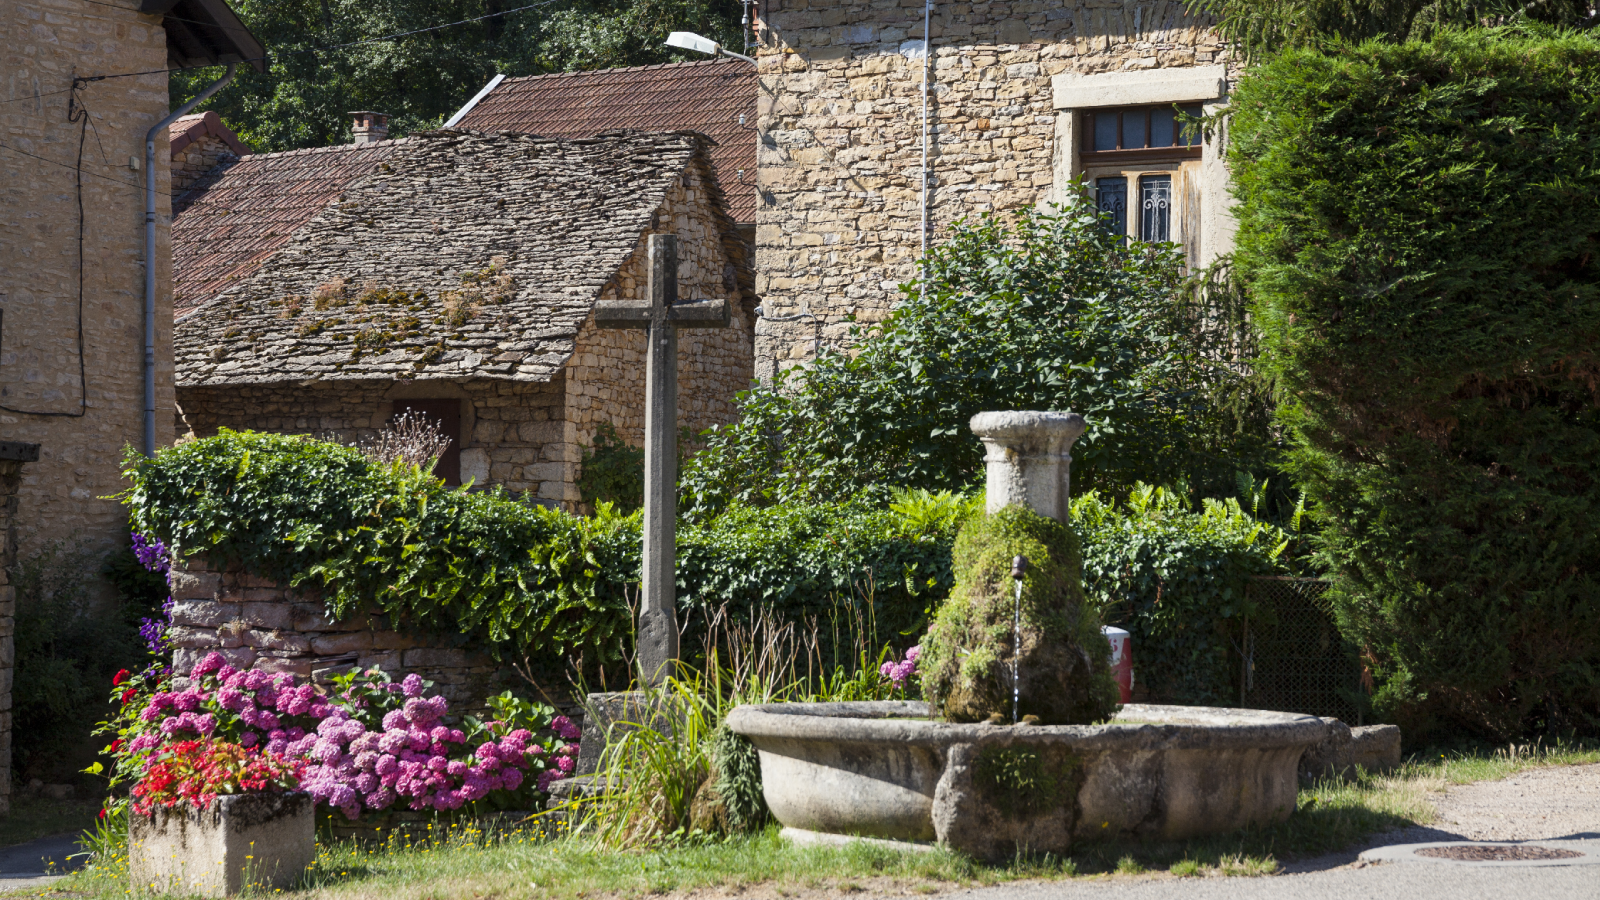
[592,298,731,330]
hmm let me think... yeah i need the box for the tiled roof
[171,141,406,316]
[454,59,757,224]
[175,129,740,387]
[168,110,251,158]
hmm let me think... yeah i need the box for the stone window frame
[1051,66,1231,266]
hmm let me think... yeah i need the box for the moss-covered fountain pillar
[970,411,1086,523]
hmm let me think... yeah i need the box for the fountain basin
[725,701,1328,860]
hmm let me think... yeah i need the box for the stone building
[172,127,755,507]
[749,1,1237,375]
[448,58,758,243]
[168,109,251,192]
[0,0,259,569]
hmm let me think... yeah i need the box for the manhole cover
[1414,845,1584,862]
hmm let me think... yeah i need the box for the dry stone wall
[752,0,1234,375]
[1,1,177,570]
[171,136,240,193]
[166,556,515,714]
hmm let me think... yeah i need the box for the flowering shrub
[130,738,302,815]
[99,535,581,821]
[878,645,922,696]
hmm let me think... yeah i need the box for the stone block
[166,626,221,650]
[253,657,313,678]
[170,570,223,601]
[239,602,296,630]
[130,792,315,896]
[171,601,231,629]
[310,632,373,656]
[402,648,470,669]
[245,629,311,654]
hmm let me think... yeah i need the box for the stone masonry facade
[1,1,177,573]
[166,556,514,714]
[751,1,1237,375]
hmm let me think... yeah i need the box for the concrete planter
[130,792,315,896]
[725,701,1329,860]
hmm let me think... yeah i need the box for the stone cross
[593,234,729,685]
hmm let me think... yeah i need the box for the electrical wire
[3,79,93,418]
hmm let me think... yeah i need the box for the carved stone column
[968,411,1087,523]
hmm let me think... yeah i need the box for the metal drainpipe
[144,63,237,457]
[921,1,934,301]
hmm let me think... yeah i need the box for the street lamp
[665,31,757,65]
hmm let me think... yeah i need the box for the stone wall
[0,443,40,815]
[171,136,239,193]
[560,157,758,504]
[178,376,569,497]
[166,556,517,714]
[751,1,1236,376]
[0,2,178,571]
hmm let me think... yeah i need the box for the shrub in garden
[130,738,302,815]
[1074,485,1296,706]
[125,432,959,671]
[1231,27,1600,737]
[679,203,1261,516]
[921,506,1119,724]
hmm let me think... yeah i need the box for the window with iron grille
[1096,176,1128,239]
[1140,174,1171,242]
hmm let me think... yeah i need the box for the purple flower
[191,652,226,678]
[552,716,581,741]
[400,673,425,699]
[131,533,170,573]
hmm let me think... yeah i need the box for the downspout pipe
[144,62,237,457]
[921,0,934,301]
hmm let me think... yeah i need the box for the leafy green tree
[1188,0,1596,59]
[172,0,743,152]
[680,201,1270,517]
[1230,27,1600,739]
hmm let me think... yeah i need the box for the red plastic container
[1102,626,1134,703]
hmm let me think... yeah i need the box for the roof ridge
[233,138,416,161]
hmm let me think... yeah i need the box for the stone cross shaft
[593,234,729,685]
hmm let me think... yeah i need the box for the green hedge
[125,432,953,667]
[1231,28,1600,737]
[1074,486,1294,706]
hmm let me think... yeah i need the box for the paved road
[941,856,1600,900]
[943,765,1600,900]
[0,833,85,891]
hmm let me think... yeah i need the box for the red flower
[110,739,124,753]
[113,669,131,687]
[98,808,107,820]
[120,689,137,704]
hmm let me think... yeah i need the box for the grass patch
[32,740,1600,899]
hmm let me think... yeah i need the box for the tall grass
[575,594,917,848]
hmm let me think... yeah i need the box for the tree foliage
[172,0,744,152]
[680,202,1273,517]
[1230,27,1600,738]
[1188,0,1598,60]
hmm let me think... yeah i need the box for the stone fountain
[726,411,1337,860]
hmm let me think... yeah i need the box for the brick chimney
[350,111,390,145]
